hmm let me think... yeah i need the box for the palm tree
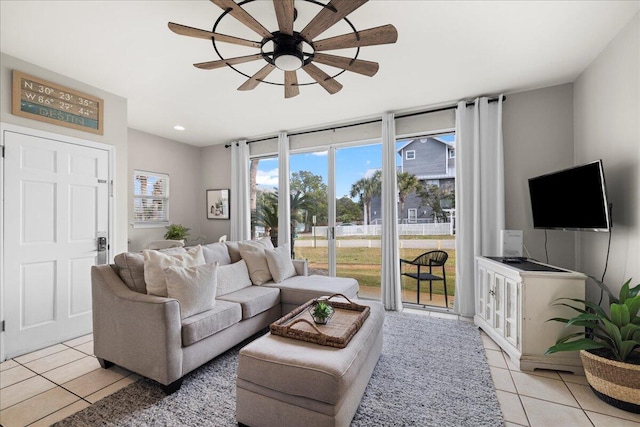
[350,170,381,225]
[397,172,420,220]
[254,190,310,256]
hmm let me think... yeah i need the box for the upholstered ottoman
[236,300,384,427]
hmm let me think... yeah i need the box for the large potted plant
[546,278,640,413]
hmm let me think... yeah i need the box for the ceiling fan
[168,0,398,98]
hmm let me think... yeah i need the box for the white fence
[313,222,454,237]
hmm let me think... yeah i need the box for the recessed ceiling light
[173,125,185,131]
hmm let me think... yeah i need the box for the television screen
[528,160,610,232]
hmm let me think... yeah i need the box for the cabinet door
[504,278,519,348]
[493,274,505,335]
[482,269,495,324]
[476,265,488,321]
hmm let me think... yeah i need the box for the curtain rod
[225,95,506,147]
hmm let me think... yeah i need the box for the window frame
[133,170,170,228]
[405,150,416,160]
[408,208,418,223]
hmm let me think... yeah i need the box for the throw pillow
[216,260,253,296]
[202,242,231,266]
[238,242,272,285]
[114,247,186,294]
[164,262,218,319]
[143,245,205,297]
[264,243,296,283]
[225,237,274,263]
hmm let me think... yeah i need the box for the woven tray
[269,294,370,348]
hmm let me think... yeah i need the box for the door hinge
[1,320,5,332]
[1,146,5,158]
[110,180,114,197]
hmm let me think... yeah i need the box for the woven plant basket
[580,349,640,413]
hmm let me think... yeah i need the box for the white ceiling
[1,1,638,147]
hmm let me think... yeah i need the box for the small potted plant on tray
[546,278,640,413]
[309,298,334,325]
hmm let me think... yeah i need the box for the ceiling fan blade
[238,64,277,91]
[168,22,261,48]
[194,54,263,70]
[273,0,295,36]
[313,24,398,51]
[210,0,272,39]
[302,63,343,95]
[300,0,368,41]
[313,53,378,77]
[284,70,300,98]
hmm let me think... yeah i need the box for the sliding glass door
[334,143,382,300]
[289,142,382,300]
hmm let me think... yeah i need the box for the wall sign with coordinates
[12,70,104,135]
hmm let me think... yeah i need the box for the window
[405,150,416,160]
[133,170,169,227]
[408,208,417,223]
[427,179,440,186]
[449,149,455,158]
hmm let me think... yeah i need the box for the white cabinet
[475,256,586,373]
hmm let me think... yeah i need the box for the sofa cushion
[181,300,242,347]
[202,242,231,266]
[226,237,273,263]
[144,245,205,297]
[264,243,296,283]
[114,247,186,294]
[238,242,273,285]
[264,275,359,306]
[165,262,219,319]
[218,286,281,320]
[216,260,253,297]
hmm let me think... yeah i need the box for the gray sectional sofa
[91,239,359,394]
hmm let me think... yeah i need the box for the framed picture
[206,189,230,220]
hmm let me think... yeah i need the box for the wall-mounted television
[528,160,611,232]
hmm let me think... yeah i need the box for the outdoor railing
[312,223,454,237]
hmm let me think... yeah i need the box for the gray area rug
[55,312,503,427]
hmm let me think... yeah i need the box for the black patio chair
[400,250,449,307]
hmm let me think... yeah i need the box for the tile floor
[1,311,639,427]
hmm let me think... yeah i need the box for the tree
[290,171,328,230]
[418,184,455,222]
[349,170,381,225]
[396,172,420,218]
[336,196,362,223]
[254,189,310,256]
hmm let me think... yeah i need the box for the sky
[256,133,455,199]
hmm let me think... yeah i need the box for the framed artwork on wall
[207,189,230,220]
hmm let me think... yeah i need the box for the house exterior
[370,136,456,224]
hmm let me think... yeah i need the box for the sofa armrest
[91,265,183,385]
[292,259,308,276]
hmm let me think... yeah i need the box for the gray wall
[574,12,639,299]
[127,129,203,252]
[199,144,232,243]
[502,84,576,269]
[0,53,129,255]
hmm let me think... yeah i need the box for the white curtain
[230,139,250,241]
[277,132,291,246]
[381,113,403,311]
[454,96,505,317]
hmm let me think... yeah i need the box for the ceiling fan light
[274,53,303,71]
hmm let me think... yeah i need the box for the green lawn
[293,243,456,301]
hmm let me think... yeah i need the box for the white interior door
[3,129,110,359]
